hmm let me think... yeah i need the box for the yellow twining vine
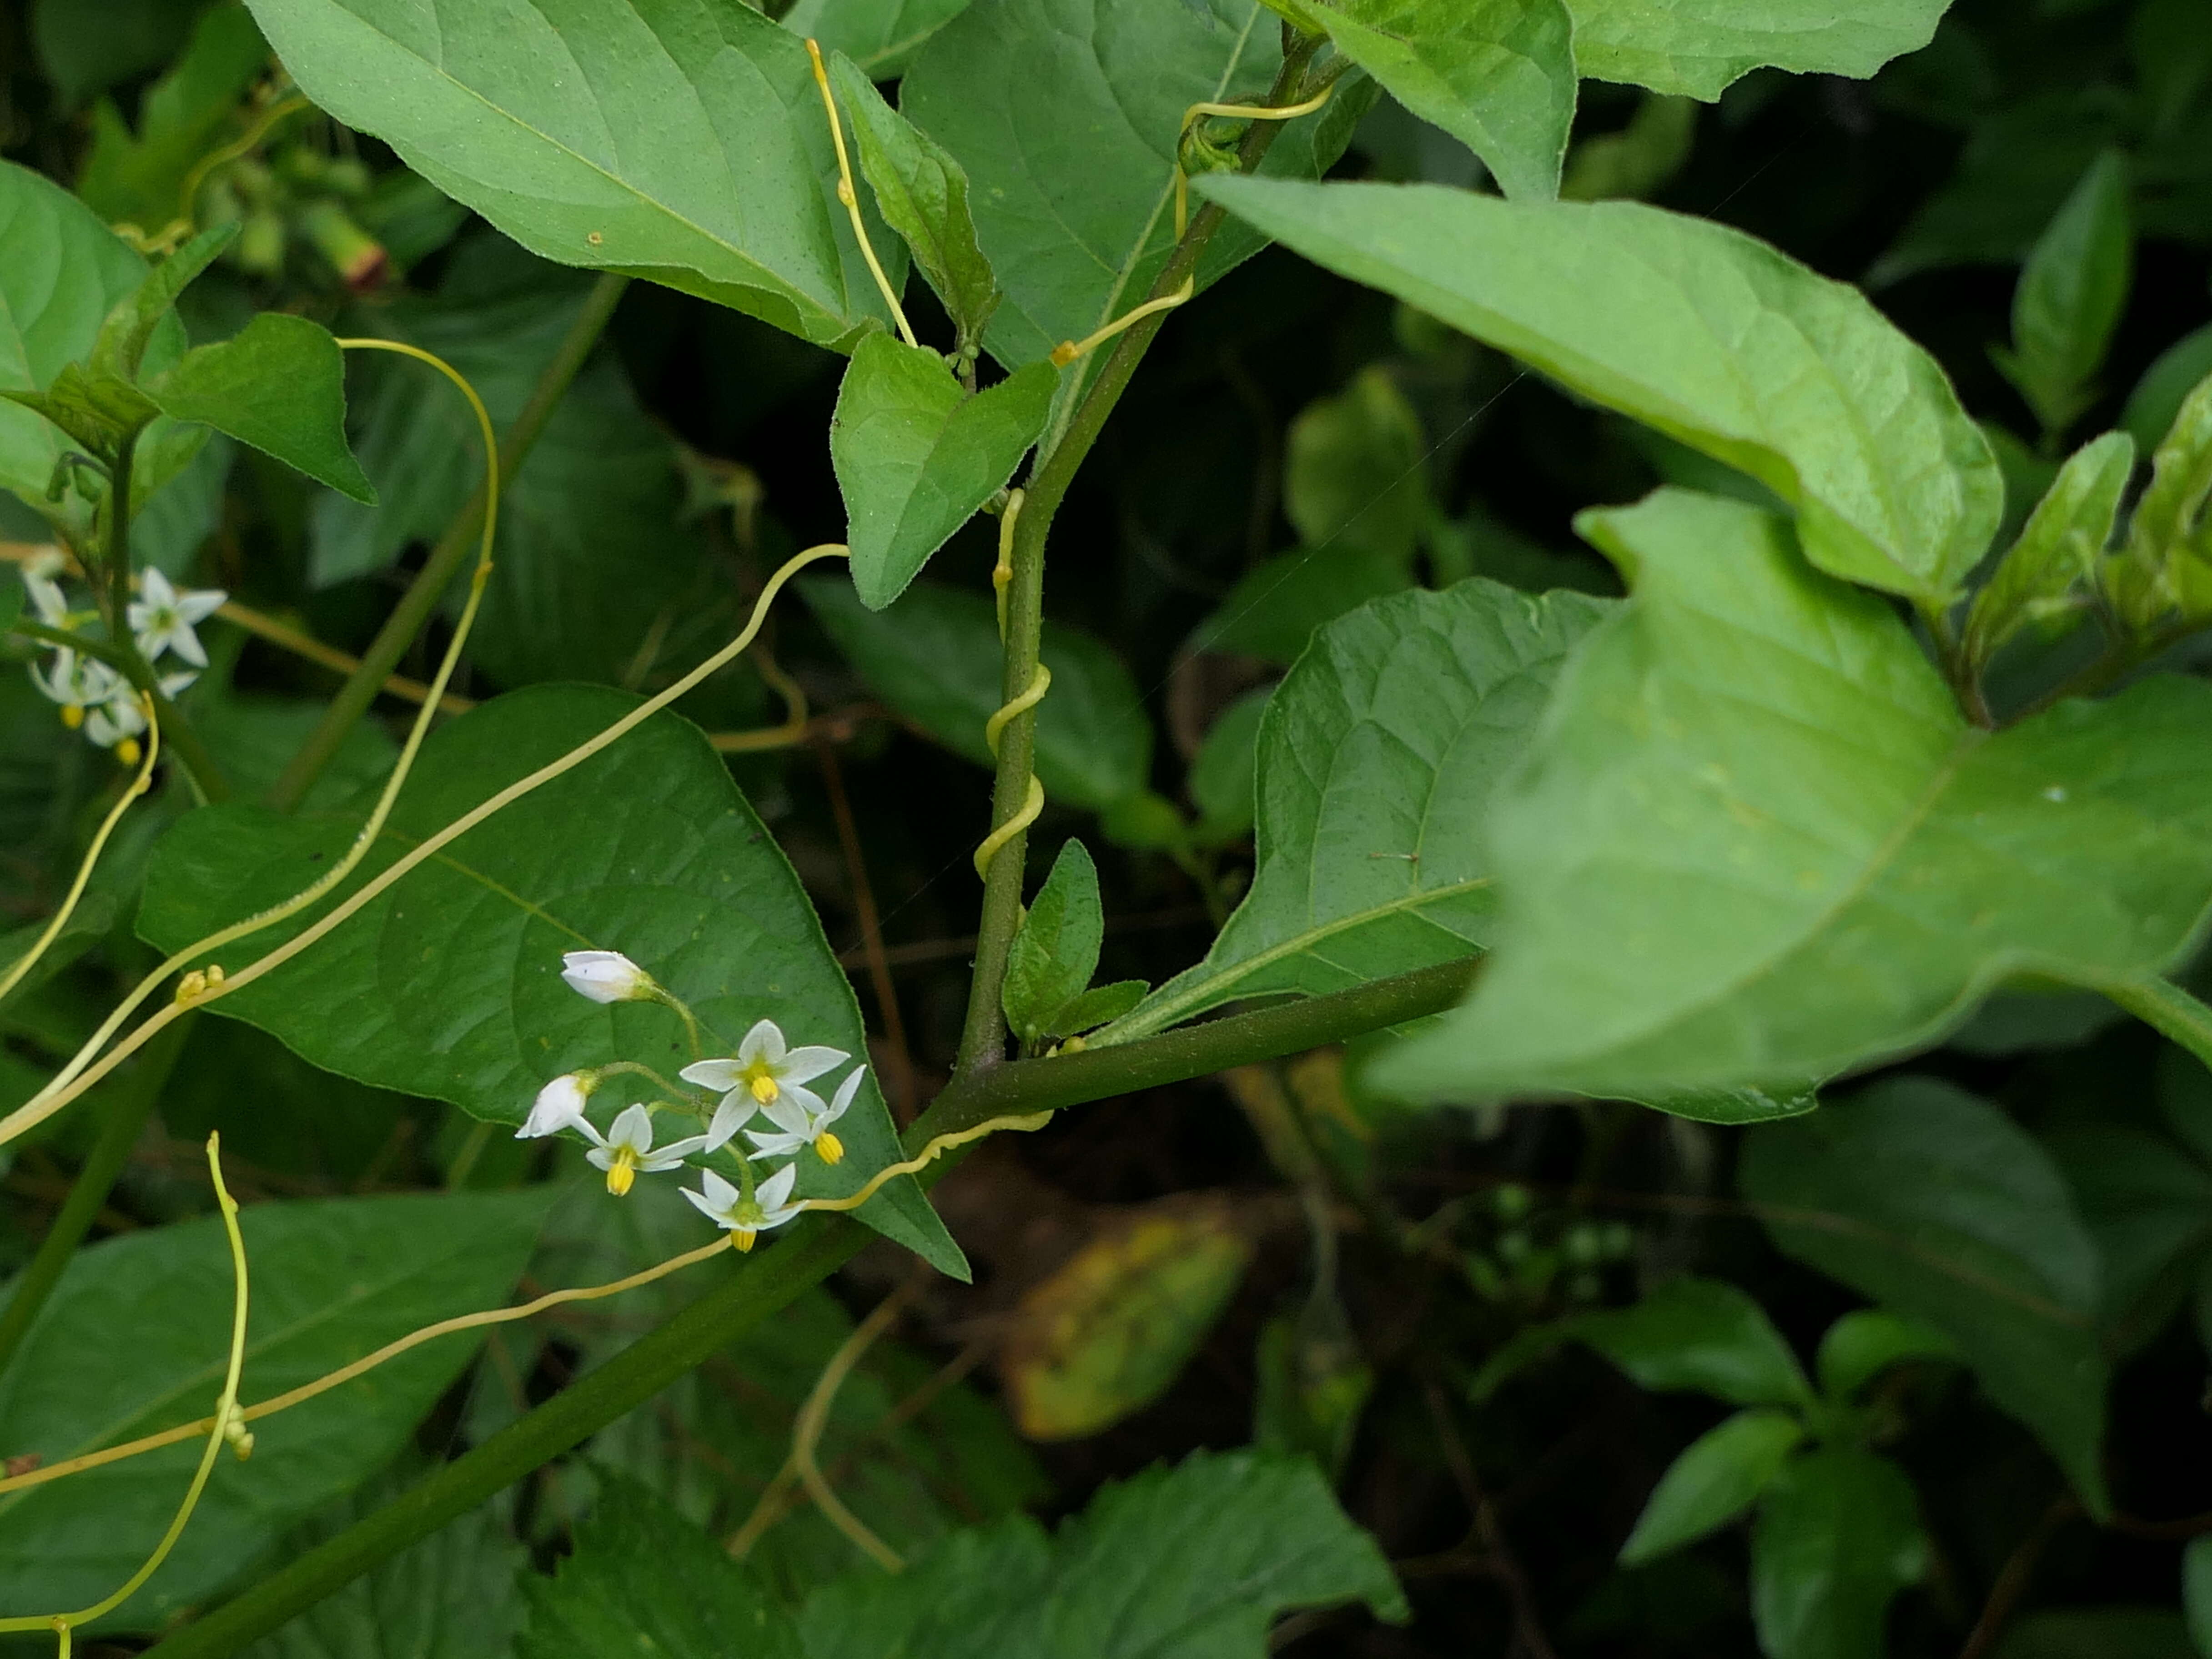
[0,1136,249,1652]
[804,39,918,351]
[975,488,1050,881]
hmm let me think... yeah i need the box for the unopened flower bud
[559,950,656,1005]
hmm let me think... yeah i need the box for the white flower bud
[518,1072,593,1138]
[559,950,656,1004]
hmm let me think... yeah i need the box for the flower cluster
[516,949,865,1251]
[16,553,225,765]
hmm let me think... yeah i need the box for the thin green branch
[0,1016,192,1377]
[2106,977,2212,1075]
[952,33,1326,1074]
[266,272,632,812]
[137,958,1473,1649]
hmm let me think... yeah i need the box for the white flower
[679,1019,847,1137]
[576,1102,709,1197]
[560,949,658,1005]
[22,565,70,628]
[127,567,225,669]
[682,1163,803,1250]
[84,684,147,751]
[29,648,121,726]
[746,1065,865,1166]
[517,1073,594,1138]
[21,545,65,583]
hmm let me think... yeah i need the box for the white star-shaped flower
[746,1065,865,1166]
[127,567,225,669]
[516,1073,594,1139]
[22,564,71,629]
[559,949,658,1005]
[30,648,121,726]
[577,1103,709,1197]
[679,1020,847,1138]
[682,1163,803,1251]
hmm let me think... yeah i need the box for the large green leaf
[1376,490,2212,1103]
[1740,1078,2109,1513]
[1618,1408,1804,1566]
[1567,0,1952,101]
[784,0,974,78]
[1749,1449,1926,1659]
[136,684,962,1275]
[1992,149,2134,439]
[241,0,905,349]
[1288,0,1574,203]
[1103,578,1607,1044]
[1574,1277,1814,1409]
[900,0,1370,404]
[0,1191,548,1629]
[830,335,1056,609]
[802,577,1151,812]
[799,1450,1406,1657]
[1198,176,2002,605]
[146,312,376,500]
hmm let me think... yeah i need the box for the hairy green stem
[139,958,1469,1647]
[953,35,1324,1074]
[2106,977,2212,1074]
[0,1016,192,1377]
[266,272,632,812]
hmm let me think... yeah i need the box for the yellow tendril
[124,93,311,253]
[0,340,498,1150]
[0,543,849,1151]
[791,1110,1053,1216]
[1049,279,1193,367]
[991,488,1024,637]
[1173,86,1333,240]
[806,38,917,350]
[0,693,156,1008]
[0,1134,248,1643]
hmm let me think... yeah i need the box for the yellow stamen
[605,1150,637,1196]
[814,1130,845,1166]
[60,704,83,730]
[734,1229,758,1252]
[749,1073,780,1104]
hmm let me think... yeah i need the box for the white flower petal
[518,1074,590,1138]
[560,949,652,1004]
[679,1058,744,1092]
[822,1066,866,1126]
[681,1184,727,1225]
[175,588,226,624]
[744,1128,808,1160]
[775,1045,849,1087]
[606,1103,655,1155]
[697,1169,739,1210]
[638,1133,709,1171]
[736,1019,784,1068]
[759,1086,823,1140]
[704,1093,757,1150]
[756,1162,799,1209]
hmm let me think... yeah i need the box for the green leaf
[31,0,208,108]
[800,1450,1408,1656]
[0,1191,548,1629]
[145,312,376,500]
[1749,1449,1926,1659]
[1992,150,2133,439]
[1965,430,2133,666]
[1567,0,1951,100]
[1040,980,1147,1039]
[1294,0,1575,203]
[1618,1408,1803,1565]
[1190,547,1413,666]
[240,1493,524,1659]
[900,0,1370,383]
[1376,490,2212,1104]
[827,56,1001,361]
[89,224,240,383]
[0,361,160,461]
[76,4,271,236]
[1573,1277,1814,1409]
[1997,1609,2197,1659]
[802,577,1152,813]
[2045,1121,2212,1355]
[1197,176,2002,605]
[2123,325,2212,457]
[1004,838,1106,1045]
[1103,578,1609,1045]
[1188,684,1267,840]
[784,0,974,78]
[0,576,20,638]
[1813,1310,1958,1402]
[1741,1077,2109,1513]
[1560,92,1697,202]
[136,684,962,1276]
[2187,1534,2212,1659]
[1285,367,1433,568]
[241,0,904,350]
[831,336,1056,609]
[0,161,192,514]
[520,1478,799,1659]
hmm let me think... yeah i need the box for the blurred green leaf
[2123,326,2212,457]
[1996,1608,2197,1659]
[1813,1310,1958,1402]
[1378,490,2212,1103]
[1742,1077,2109,1513]
[1202,176,2002,604]
[241,0,904,349]
[146,312,375,499]
[2046,1121,2212,1355]
[136,684,963,1275]
[1575,1277,1814,1409]
[1561,92,1697,201]
[1108,579,1607,1044]
[802,577,1152,812]
[1992,150,2133,438]
[783,0,974,78]
[830,336,1055,609]
[31,0,206,107]
[1189,547,1412,666]
[1284,367,1432,569]
[76,5,270,235]
[1749,1448,1926,1659]
[1004,838,1105,1046]
[1618,1408,1803,1565]
[0,1191,548,1630]
[1187,684,1267,840]
[1568,0,1950,99]
[2187,1535,2212,1659]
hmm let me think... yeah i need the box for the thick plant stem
[267,272,631,812]
[0,1016,191,1377]
[136,958,1469,1649]
[952,35,1323,1075]
[2106,977,2212,1074]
